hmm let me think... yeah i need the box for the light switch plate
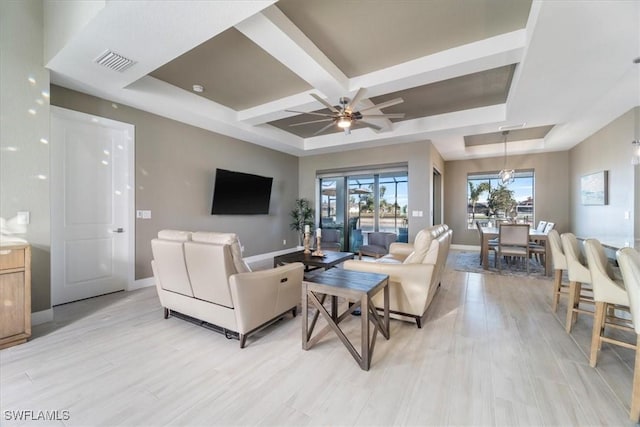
[142,210,151,219]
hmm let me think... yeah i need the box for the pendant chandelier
[498,130,515,185]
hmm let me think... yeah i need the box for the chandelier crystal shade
[498,130,515,185]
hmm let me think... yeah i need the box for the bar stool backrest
[617,247,640,334]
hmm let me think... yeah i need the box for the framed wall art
[580,171,608,205]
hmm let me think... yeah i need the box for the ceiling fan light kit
[285,88,405,136]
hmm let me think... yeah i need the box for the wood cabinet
[0,243,31,349]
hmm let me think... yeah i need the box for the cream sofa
[151,230,304,348]
[343,224,452,327]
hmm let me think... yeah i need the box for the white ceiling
[45,0,640,160]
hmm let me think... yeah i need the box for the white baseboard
[451,244,480,251]
[32,308,53,326]
[129,277,155,291]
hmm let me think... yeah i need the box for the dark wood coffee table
[302,268,390,371]
[273,250,354,272]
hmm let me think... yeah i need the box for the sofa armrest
[229,263,304,334]
[344,259,433,281]
[388,242,414,259]
[344,260,436,317]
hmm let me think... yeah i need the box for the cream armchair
[343,224,452,328]
[151,230,304,348]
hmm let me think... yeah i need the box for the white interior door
[51,106,134,305]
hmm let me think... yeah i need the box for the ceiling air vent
[94,50,136,72]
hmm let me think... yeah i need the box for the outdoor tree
[487,185,516,218]
[468,181,490,222]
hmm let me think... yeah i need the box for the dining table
[480,226,551,276]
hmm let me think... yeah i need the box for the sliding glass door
[319,177,346,248]
[319,169,408,252]
[378,172,409,241]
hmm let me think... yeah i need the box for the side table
[302,268,389,370]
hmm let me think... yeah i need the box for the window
[467,170,534,229]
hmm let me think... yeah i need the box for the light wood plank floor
[1,252,637,426]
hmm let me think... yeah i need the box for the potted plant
[290,198,315,246]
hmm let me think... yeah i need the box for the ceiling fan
[285,88,404,136]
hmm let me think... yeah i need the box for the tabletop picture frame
[580,170,608,205]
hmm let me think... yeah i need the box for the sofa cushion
[403,228,434,264]
[192,231,251,273]
[158,229,192,241]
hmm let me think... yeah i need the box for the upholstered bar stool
[616,247,640,422]
[561,233,594,332]
[584,239,635,367]
[547,230,567,312]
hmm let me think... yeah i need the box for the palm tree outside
[468,181,490,223]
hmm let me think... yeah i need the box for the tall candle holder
[312,236,324,257]
[303,231,311,254]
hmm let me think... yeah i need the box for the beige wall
[51,86,300,280]
[569,107,637,247]
[431,144,445,224]
[0,0,51,312]
[299,141,434,242]
[444,151,570,246]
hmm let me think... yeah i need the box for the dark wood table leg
[361,292,370,370]
[383,280,390,338]
[302,282,309,350]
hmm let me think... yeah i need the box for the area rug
[451,250,552,279]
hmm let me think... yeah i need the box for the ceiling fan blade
[357,120,383,131]
[285,109,335,118]
[289,118,333,127]
[347,88,366,111]
[312,121,337,136]
[359,97,404,113]
[360,113,405,119]
[310,93,340,113]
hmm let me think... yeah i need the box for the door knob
[112,228,124,233]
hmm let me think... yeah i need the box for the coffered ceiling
[45,0,640,159]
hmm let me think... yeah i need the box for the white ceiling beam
[235,5,348,100]
[46,1,277,91]
[352,30,526,97]
[239,30,524,126]
[53,74,307,156]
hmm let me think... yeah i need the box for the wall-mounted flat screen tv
[211,168,273,215]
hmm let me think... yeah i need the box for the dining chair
[616,247,640,421]
[475,220,497,265]
[496,224,530,273]
[547,230,567,312]
[584,239,634,367]
[543,221,555,234]
[530,221,550,265]
[561,232,594,333]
